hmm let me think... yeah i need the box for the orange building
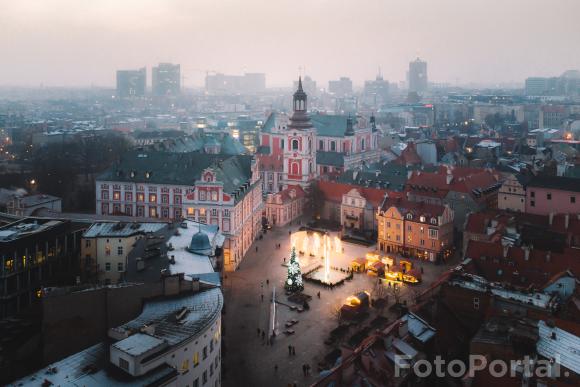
[377,197,454,262]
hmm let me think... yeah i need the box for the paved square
[222,219,455,387]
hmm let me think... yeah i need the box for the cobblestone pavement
[223,219,458,387]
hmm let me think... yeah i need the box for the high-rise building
[364,73,389,107]
[408,58,428,93]
[152,63,180,96]
[328,77,353,96]
[116,68,146,98]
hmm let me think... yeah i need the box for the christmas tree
[285,246,304,292]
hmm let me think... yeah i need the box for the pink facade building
[96,153,263,271]
[525,176,580,215]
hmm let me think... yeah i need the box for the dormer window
[130,171,135,178]
[406,213,413,220]
[145,171,151,179]
[419,216,426,223]
[431,218,438,225]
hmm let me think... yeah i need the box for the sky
[0,0,579,88]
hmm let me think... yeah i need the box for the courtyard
[222,219,457,387]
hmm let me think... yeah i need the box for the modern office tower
[328,77,353,96]
[152,63,181,96]
[408,57,428,93]
[364,73,390,106]
[116,68,146,98]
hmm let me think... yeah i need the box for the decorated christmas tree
[285,246,304,292]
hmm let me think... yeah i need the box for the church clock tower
[282,77,317,189]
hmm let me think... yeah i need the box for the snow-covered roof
[167,220,224,276]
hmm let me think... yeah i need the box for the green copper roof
[317,151,345,167]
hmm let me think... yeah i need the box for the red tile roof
[394,142,422,166]
[317,180,400,207]
[464,240,580,289]
[380,197,447,217]
[405,166,499,201]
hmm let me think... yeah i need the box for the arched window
[330,141,336,151]
[292,139,299,150]
[319,140,324,150]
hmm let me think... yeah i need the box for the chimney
[565,214,570,230]
[446,173,453,185]
[549,212,554,226]
[523,246,530,261]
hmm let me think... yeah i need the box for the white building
[11,278,223,387]
[96,152,263,271]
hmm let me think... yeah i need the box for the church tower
[282,77,317,189]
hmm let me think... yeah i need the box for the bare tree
[388,283,402,305]
[330,302,343,324]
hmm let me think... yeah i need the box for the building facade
[116,68,146,98]
[152,63,181,96]
[498,173,530,212]
[258,80,381,194]
[0,218,87,318]
[526,175,580,215]
[95,152,263,271]
[377,198,454,262]
[264,185,306,227]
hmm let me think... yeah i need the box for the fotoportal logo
[394,355,568,379]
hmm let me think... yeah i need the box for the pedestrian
[421,266,424,274]
[262,331,265,340]
[261,294,264,302]
[302,364,306,376]
[317,291,320,299]
[283,257,286,263]
[274,364,278,372]
[257,328,261,337]
[266,279,269,285]
[288,345,292,355]
[256,246,258,252]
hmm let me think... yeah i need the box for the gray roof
[112,333,166,357]
[118,288,223,346]
[9,343,176,387]
[83,222,166,238]
[97,152,254,195]
[537,320,580,374]
[337,161,412,191]
[527,175,580,192]
[317,151,345,167]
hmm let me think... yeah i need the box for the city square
[222,218,456,387]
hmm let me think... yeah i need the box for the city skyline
[0,0,579,88]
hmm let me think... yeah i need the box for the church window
[292,139,299,150]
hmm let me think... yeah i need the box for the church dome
[188,230,212,255]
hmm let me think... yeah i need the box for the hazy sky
[0,0,579,88]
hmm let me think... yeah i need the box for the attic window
[130,171,135,178]
[419,216,426,223]
[431,218,437,225]
[406,214,413,220]
[145,171,151,179]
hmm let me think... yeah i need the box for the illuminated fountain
[289,230,350,286]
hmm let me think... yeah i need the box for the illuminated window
[187,207,194,216]
[113,191,121,200]
[137,193,144,202]
[149,194,157,203]
[193,352,199,367]
[181,359,189,371]
[211,191,218,201]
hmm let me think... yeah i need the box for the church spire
[288,77,312,130]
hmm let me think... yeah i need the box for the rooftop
[83,222,166,238]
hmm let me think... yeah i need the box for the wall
[526,186,580,215]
